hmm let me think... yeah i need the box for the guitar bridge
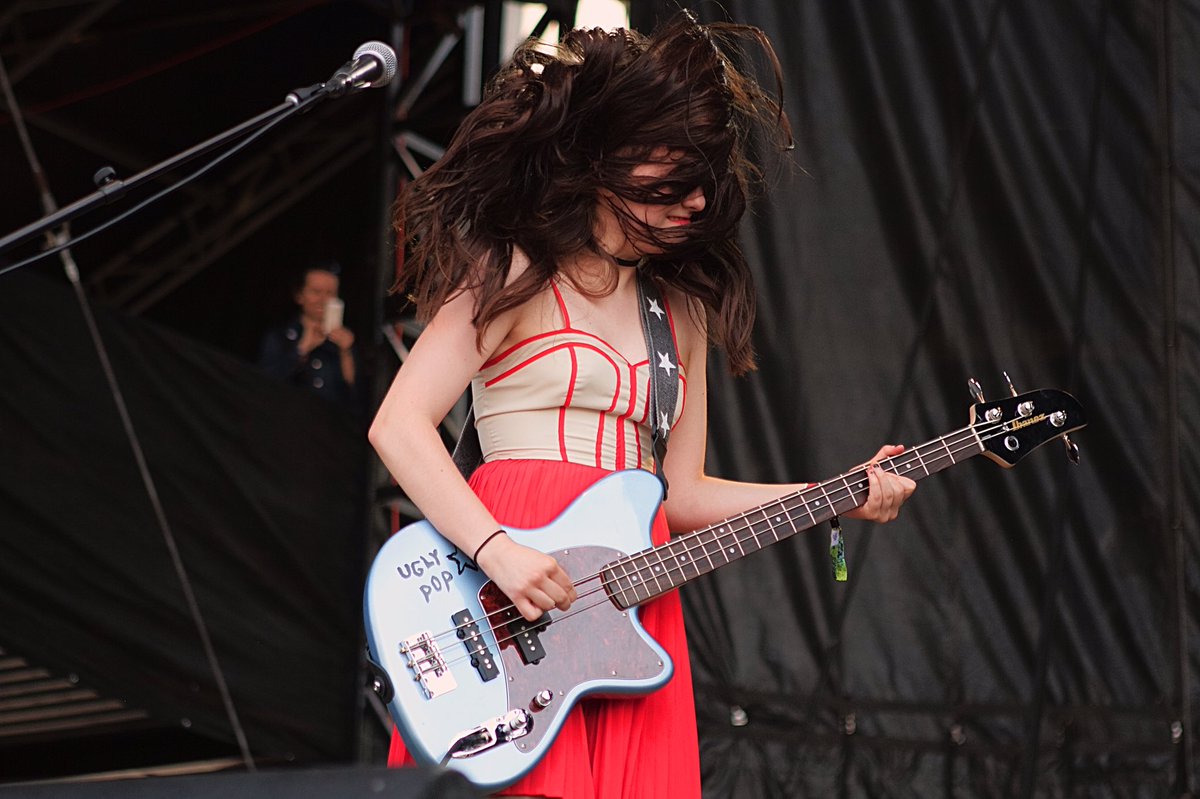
[400,631,457,699]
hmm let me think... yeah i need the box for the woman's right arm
[367,287,576,621]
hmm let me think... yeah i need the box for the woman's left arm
[660,300,916,533]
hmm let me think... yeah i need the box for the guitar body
[364,469,673,791]
[365,387,1087,790]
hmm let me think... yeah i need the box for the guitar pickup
[507,613,550,665]
[452,609,498,682]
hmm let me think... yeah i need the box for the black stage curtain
[0,271,367,763]
[634,0,1200,796]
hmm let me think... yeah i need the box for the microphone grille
[353,40,398,87]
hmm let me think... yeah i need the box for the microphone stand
[0,82,326,258]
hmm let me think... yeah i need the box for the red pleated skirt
[387,459,700,799]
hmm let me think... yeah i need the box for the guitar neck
[603,424,987,609]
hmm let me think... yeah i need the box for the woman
[258,264,356,410]
[369,12,916,798]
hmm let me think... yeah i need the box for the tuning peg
[967,378,985,404]
[1063,435,1081,465]
[1015,369,1080,464]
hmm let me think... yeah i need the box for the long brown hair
[393,11,791,374]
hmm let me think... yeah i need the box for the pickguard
[480,546,667,754]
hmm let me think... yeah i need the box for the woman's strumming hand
[475,533,578,622]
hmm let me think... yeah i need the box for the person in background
[258,263,356,410]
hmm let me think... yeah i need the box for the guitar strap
[452,269,681,496]
[635,270,679,499]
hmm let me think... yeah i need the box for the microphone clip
[286,82,325,107]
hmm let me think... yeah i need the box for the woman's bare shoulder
[488,246,559,352]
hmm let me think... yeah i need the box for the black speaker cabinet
[1,765,483,798]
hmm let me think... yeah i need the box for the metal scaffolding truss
[0,0,589,318]
[392,1,582,179]
[85,105,374,313]
[358,8,590,754]
[376,2,584,528]
[0,0,377,314]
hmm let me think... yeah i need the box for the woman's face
[295,269,339,322]
[596,148,707,259]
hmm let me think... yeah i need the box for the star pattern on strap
[659,411,671,435]
[647,298,665,320]
[656,351,675,375]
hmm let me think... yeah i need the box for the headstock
[967,377,1086,468]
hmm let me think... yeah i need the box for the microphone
[323,41,397,97]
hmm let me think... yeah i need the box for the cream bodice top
[472,282,687,472]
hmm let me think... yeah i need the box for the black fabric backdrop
[0,270,367,763]
[642,0,1198,796]
[0,0,1196,795]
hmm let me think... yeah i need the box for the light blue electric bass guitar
[364,388,1085,790]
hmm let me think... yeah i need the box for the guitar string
[403,418,1020,672]
[411,420,1003,667]
[424,429,985,668]
[412,423,1016,675]
[412,419,1008,669]
[587,427,988,607]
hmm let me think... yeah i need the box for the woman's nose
[681,186,706,212]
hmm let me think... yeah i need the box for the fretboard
[601,424,986,609]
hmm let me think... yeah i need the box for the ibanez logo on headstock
[967,373,1085,468]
